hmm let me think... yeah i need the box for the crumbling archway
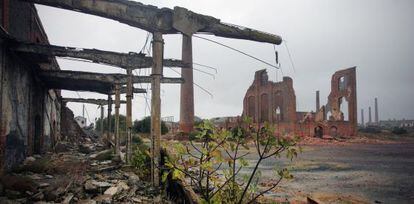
[314,126,323,138]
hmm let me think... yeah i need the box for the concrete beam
[62,98,126,106]
[39,70,184,94]
[20,0,282,44]
[9,41,186,69]
[109,87,147,95]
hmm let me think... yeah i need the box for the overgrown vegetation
[131,136,151,179]
[95,115,169,135]
[95,114,127,132]
[392,127,408,135]
[133,116,169,135]
[163,117,300,203]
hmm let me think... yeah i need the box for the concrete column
[374,97,379,124]
[126,69,133,163]
[361,109,364,127]
[316,90,320,111]
[151,32,163,187]
[114,84,120,155]
[100,105,104,136]
[179,34,194,133]
[107,95,112,142]
[368,106,372,124]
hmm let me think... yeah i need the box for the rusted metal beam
[20,0,282,44]
[9,41,186,69]
[62,98,126,106]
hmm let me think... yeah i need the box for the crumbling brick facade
[0,1,61,170]
[237,67,357,138]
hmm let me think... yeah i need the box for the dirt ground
[240,135,414,203]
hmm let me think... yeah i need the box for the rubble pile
[0,140,172,203]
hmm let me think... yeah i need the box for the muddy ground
[240,142,414,203]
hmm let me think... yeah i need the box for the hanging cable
[193,67,215,79]
[134,69,151,114]
[283,40,296,73]
[168,67,214,98]
[193,62,218,74]
[140,32,151,53]
[193,35,279,69]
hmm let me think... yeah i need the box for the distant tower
[368,106,372,124]
[374,97,379,124]
[316,90,320,111]
[361,109,365,127]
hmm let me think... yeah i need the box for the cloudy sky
[35,0,414,124]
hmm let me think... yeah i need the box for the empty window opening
[275,106,282,121]
[326,111,332,121]
[339,76,346,91]
[260,94,269,122]
[339,97,349,121]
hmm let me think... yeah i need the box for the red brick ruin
[236,67,357,137]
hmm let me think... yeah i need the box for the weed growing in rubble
[131,144,151,178]
[164,117,299,204]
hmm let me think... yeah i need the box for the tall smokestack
[316,90,320,112]
[361,109,364,127]
[368,106,372,124]
[375,97,379,124]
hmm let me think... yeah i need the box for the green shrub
[133,116,169,135]
[131,144,151,178]
[392,127,408,135]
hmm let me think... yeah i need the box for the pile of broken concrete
[0,140,171,203]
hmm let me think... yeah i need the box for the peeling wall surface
[236,68,357,138]
[0,1,61,170]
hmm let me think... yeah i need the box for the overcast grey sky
[35,0,414,124]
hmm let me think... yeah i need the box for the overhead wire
[193,35,280,69]
[168,67,213,98]
[193,62,218,74]
[283,40,296,73]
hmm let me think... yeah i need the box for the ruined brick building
[237,67,357,137]
[0,1,62,169]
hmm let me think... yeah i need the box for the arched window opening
[260,94,269,122]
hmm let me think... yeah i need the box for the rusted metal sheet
[20,0,282,44]
[9,41,186,69]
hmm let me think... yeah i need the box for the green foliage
[132,135,143,145]
[131,144,151,178]
[392,127,408,135]
[95,114,127,132]
[164,118,300,203]
[132,116,169,135]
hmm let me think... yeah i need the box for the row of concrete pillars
[97,33,196,187]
